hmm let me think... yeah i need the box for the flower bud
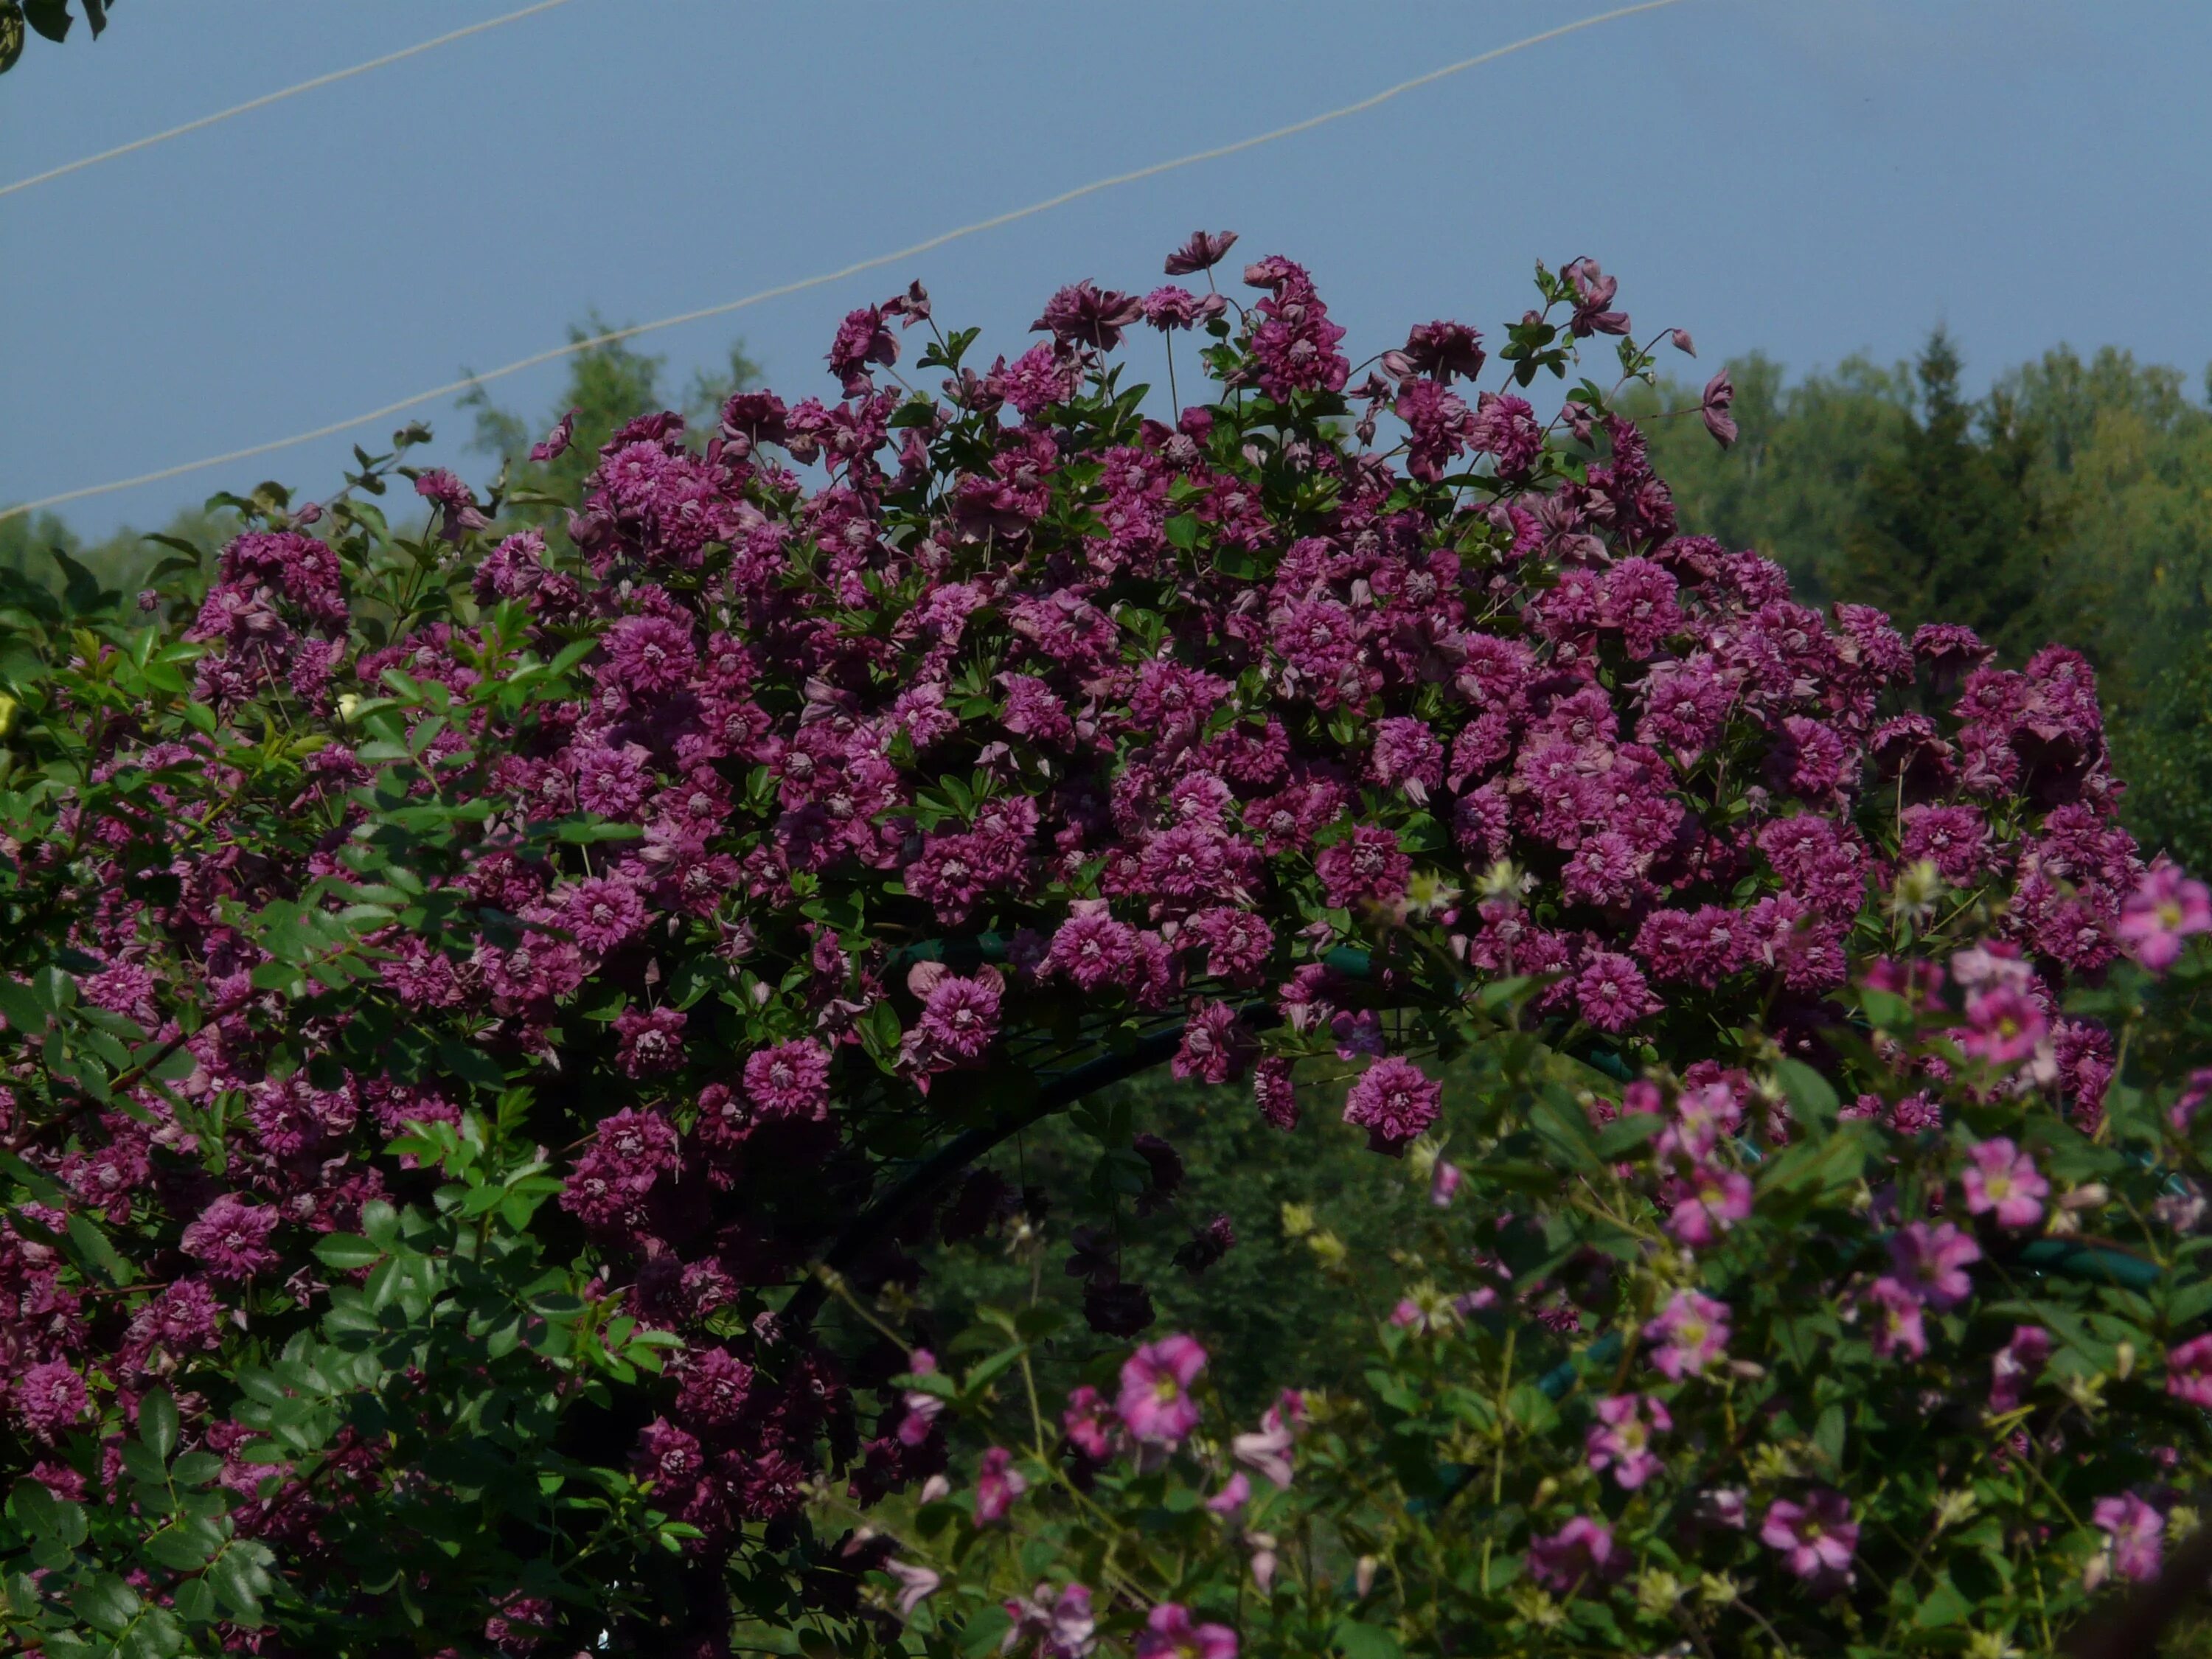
[1633,1568,1683,1616]
[1934,1489,1978,1530]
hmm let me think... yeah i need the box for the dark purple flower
[1701,369,1738,448]
[529,407,577,462]
[1164,229,1239,275]
[1033,281,1145,351]
[1399,319,1485,383]
[1343,1057,1441,1154]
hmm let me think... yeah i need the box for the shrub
[0,235,2203,1654]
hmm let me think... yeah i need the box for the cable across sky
[0,0,581,202]
[0,0,1690,525]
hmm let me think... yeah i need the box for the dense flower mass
[0,236,2206,1657]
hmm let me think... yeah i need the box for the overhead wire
[0,0,580,201]
[0,0,1690,524]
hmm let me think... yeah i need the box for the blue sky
[1,0,2199,539]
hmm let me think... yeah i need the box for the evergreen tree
[1837,327,2076,661]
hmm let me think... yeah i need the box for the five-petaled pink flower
[1889,1221,1981,1310]
[1526,1515,1625,1593]
[1864,1276,1927,1360]
[1666,1164,1754,1247]
[2091,1492,2164,1586]
[1117,1334,1207,1445]
[2119,860,2212,972]
[1761,1489,1859,1582]
[1644,1290,1731,1380]
[1961,1137,2049,1229]
[1585,1394,1672,1489]
[2167,1333,2212,1409]
[1961,984,2048,1068]
[1135,1603,1237,1659]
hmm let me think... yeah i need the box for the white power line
[0,0,580,201]
[0,0,1689,525]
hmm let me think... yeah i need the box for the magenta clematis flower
[1644,1290,1731,1380]
[1005,1582,1096,1659]
[1762,1489,1859,1581]
[1117,1334,1207,1445]
[1135,1603,1237,1659]
[1342,1056,1442,1154]
[1865,1276,1927,1360]
[885,1559,940,1618]
[1164,229,1238,276]
[1585,1394,1671,1489]
[743,1037,832,1120]
[2091,1493,2164,1585]
[1889,1221,1981,1310]
[2119,860,2212,972]
[1429,1159,1464,1207]
[1990,1325,2052,1412]
[529,406,576,462]
[2167,1333,2212,1408]
[1701,369,1738,448]
[1666,1164,1753,1247]
[974,1446,1026,1523]
[1062,1385,1117,1463]
[11,1361,86,1439]
[1961,984,2048,1068]
[1206,1472,1252,1516]
[1526,1515,1625,1593]
[1231,1395,1301,1489]
[1961,1137,2049,1229]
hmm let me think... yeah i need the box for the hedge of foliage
[0,235,2208,1656]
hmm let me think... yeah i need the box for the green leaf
[1334,1619,1406,1659]
[1910,1571,1972,1630]
[959,1607,1012,1658]
[140,1387,178,1460]
[209,1545,272,1624]
[1812,1402,1846,1470]
[66,1211,133,1286]
[23,0,69,45]
[162,1579,215,1628]
[313,1234,383,1271]
[1774,1057,1840,1127]
[72,1572,140,1635]
[1595,1111,1663,1159]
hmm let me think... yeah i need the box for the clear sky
[1,0,2201,539]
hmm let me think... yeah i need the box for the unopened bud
[1697,1572,1740,1607]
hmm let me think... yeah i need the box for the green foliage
[1834,328,2076,660]
[1630,348,1913,602]
[2121,630,2212,892]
